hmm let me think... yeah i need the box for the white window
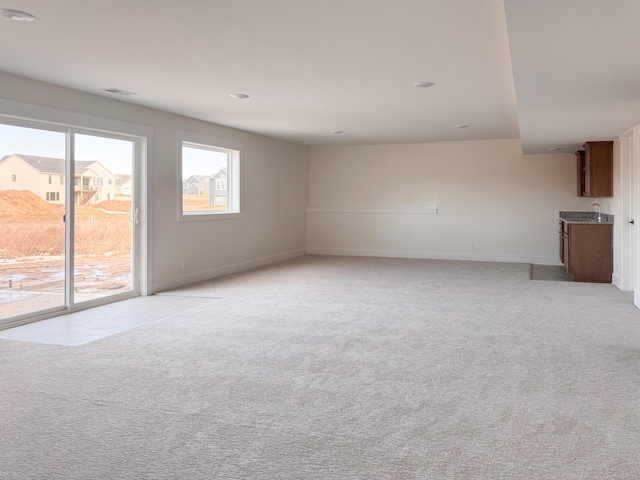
[215,177,227,190]
[60,175,64,185]
[11,174,16,182]
[48,175,52,184]
[177,131,241,220]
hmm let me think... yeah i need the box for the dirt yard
[0,190,133,298]
[183,194,227,211]
[1,191,227,318]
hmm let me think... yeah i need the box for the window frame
[176,131,241,221]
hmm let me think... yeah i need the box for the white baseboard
[612,273,623,291]
[306,247,561,266]
[151,248,307,293]
[153,246,565,293]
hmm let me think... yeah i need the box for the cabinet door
[576,150,586,196]
[567,223,613,282]
[563,226,570,274]
[583,141,613,197]
[584,154,592,197]
[559,221,564,263]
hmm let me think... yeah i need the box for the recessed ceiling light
[548,147,563,151]
[230,93,249,99]
[102,88,136,97]
[331,130,344,134]
[455,124,470,129]
[1,8,36,21]
[413,81,435,88]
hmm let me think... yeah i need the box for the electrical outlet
[468,243,474,251]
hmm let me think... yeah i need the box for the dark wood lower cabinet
[561,221,612,283]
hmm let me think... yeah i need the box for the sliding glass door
[0,120,141,327]
[72,132,136,304]
[0,123,67,319]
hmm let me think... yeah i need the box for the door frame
[634,125,640,308]
[615,128,636,293]
[68,127,143,310]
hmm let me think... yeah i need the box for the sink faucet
[592,203,601,222]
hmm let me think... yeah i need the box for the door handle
[631,220,635,225]
[128,208,140,224]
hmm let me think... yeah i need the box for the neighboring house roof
[183,174,209,181]
[188,174,209,184]
[209,167,227,179]
[2,154,116,177]
[76,160,100,175]
[116,174,132,187]
[10,154,66,174]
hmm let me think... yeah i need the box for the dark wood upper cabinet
[576,150,586,196]
[577,141,613,197]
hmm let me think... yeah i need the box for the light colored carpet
[1,255,640,479]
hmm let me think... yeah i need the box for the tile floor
[0,294,220,346]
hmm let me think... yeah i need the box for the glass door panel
[72,133,134,304]
[0,123,67,322]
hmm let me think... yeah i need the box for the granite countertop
[559,211,614,224]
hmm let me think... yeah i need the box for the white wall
[310,143,437,208]
[308,139,595,265]
[0,72,310,292]
[0,70,610,294]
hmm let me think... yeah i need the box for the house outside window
[215,177,227,190]
[48,175,52,184]
[178,131,241,220]
[11,174,16,182]
[60,176,64,185]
